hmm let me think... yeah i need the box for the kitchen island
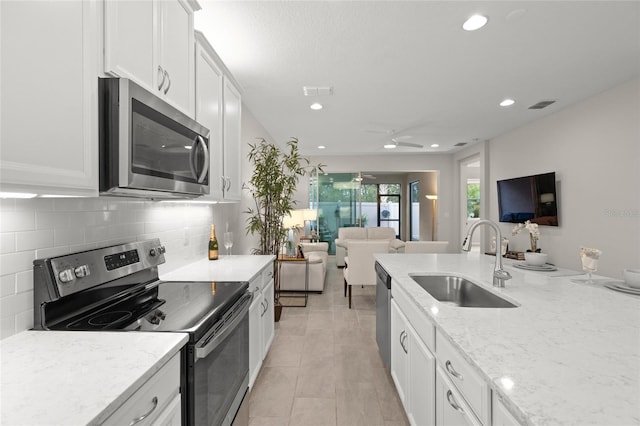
[376,252,640,425]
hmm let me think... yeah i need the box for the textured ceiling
[195,1,640,156]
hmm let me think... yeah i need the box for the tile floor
[248,257,410,426]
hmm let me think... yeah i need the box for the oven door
[99,77,210,199]
[186,293,250,426]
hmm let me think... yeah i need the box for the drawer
[436,366,482,426]
[436,331,490,425]
[262,264,274,286]
[102,353,181,426]
[392,279,435,352]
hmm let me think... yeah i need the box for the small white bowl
[623,269,640,288]
[524,252,548,266]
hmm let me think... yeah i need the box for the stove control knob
[149,248,157,257]
[58,268,75,283]
[158,246,166,254]
[74,264,90,278]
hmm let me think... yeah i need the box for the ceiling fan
[383,137,424,149]
[353,172,376,182]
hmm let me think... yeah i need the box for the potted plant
[244,137,321,321]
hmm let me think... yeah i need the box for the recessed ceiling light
[463,14,488,31]
[500,98,516,107]
[310,103,323,110]
[383,143,397,149]
[317,145,326,149]
[431,144,440,148]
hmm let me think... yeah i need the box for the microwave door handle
[188,138,198,181]
[196,135,209,183]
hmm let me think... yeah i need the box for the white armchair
[343,240,390,308]
[335,227,405,267]
[279,242,329,292]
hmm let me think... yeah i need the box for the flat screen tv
[497,172,558,226]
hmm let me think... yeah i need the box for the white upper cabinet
[222,78,243,201]
[194,31,243,202]
[104,0,198,117]
[0,0,99,197]
[195,33,224,201]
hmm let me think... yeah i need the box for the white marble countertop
[375,252,640,426]
[0,331,188,426]
[160,255,275,283]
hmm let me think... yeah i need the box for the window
[409,181,419,241]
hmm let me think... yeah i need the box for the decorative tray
[513,263,558,272]
[603,281,640,296]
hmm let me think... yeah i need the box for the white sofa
[334,227,405,267]
[279,242,328,292]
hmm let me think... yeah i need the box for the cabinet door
[492,395,520,426]
[0,0,98,196]
[195,40,224,200]
[153,393,182,426]
[104,0,155,91]
[408,325,436,426]
[262,278,275,354]
[436,367,482,426]
[157,0,195,117]
[222,78,242,201]
[249,287,263,389]
[390,299,409,408]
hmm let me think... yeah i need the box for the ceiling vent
[528,100,556,110]
[303,86,334,97]
[454,142,468,147]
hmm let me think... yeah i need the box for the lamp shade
[540,193,555,203]
[425,194,438,200]
[283,210,305,228]
[303,208,318,221]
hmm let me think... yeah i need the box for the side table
[277,255,308,307]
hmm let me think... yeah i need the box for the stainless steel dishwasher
[375,261,391,369]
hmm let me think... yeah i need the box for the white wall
[488,78,640,278]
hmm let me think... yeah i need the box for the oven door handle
[195,293,251,360]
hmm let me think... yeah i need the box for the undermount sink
[409,274,518,308]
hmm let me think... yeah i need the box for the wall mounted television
[497,172,558,226]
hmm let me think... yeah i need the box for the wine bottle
[209,224,219,260]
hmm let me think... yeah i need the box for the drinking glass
[223,232,233,255]
[571,247,602,284]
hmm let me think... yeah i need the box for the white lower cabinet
[491,395,520,426]
[390,298,436,426]
[436,367,481,426]
[102,352,181,425]
[248,263,275,388]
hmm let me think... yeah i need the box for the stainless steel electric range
[33,238,250,426]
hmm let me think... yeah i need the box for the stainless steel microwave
[99,78,210,199]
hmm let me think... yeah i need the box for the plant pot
[274,302,283,322]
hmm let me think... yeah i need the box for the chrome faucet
[462,219,512,288]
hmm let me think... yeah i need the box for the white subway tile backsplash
[1,275,15,298]
[0,211,35,232]
[1,233,16,254]
[0,251,36,275]
[54,228,85,246]
[16,271,33,294]
[15,230,54,251]
[0,197,216,339]
[36,211,71,230]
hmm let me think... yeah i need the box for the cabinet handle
[221,176,226,192]
[399,330,408,354]
[226,177,231,192]
[129,396,158,425]
[157,66,165,91]
[263,298,269,315]
[445,360,464,381]
[446,390,465,414]
[163,70,171,94]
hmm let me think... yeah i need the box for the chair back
[338,227,367,240]
[366,227,396,240]
[404,241,449,253]
[345,240,390,286]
